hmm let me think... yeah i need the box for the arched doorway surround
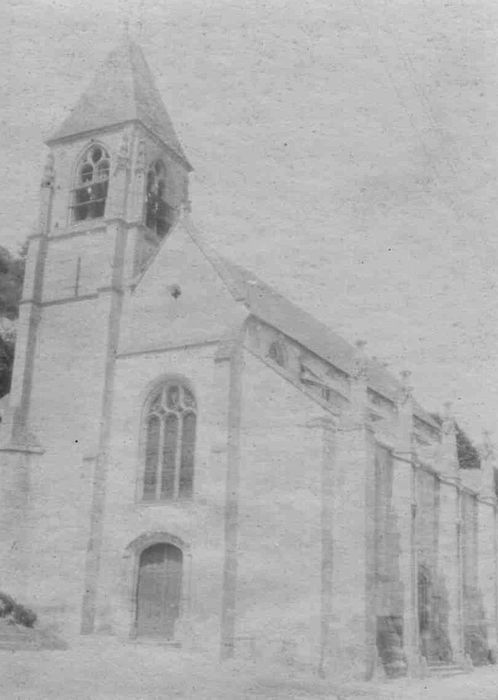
[124,532,190,640]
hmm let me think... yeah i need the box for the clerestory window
[72,144,110,221]
[145,160,172,238]
[142,381,196,501]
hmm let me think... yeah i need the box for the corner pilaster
[477,432,498,656]
[392,370,420,675]
[438,402,465,662]
[80,222,127,634]
[329,340,377,680]
[305,413,339,678]
[218,332,245,660]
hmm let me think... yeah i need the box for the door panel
[136,543,183,639]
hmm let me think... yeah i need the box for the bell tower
[7,36,192,439]
[45,36,193,287]
[0,37,192,627]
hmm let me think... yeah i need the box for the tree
[455,423,481,471]
[0,244,26,398]
[431,412,481,471]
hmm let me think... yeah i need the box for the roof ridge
[128,40,191,166]
[182,217,247,301]
[213,257,440,427]
[218,256,355,356]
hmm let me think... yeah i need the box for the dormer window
[268,340,286,368]
[72,145,110,221]
[146,160,172,239]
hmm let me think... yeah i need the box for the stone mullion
[156,412,166,501]
[173,411,183,498]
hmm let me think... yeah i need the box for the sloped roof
[218,257,355,372]
[219,257,438,427]
[180,220,437,427]
[47,38,191,168]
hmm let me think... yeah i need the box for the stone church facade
[0,38,497,679]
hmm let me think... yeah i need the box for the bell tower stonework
[0,38,192,633]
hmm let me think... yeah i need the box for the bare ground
[2,638,498,700]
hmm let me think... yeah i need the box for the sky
[1,0,498,442]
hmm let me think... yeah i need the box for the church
[0,37,497,680]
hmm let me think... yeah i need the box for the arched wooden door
[136,543,183,639]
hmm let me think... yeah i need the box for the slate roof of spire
[47,38,191,168]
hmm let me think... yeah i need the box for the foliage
[431,413,481,471]
[0,244,26,398]
[0,591,37,628]
[0,245,25,320]
[456,423,481,471]
[0,592,15,617]
[0,319,16,398]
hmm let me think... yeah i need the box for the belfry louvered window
[72,144,110,221]
[142,382,196,501]
[145,160,173,239]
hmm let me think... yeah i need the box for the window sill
[135,499,194,508]
[68,217,106,231]
[51,218,107,238]
[129,638,182,648]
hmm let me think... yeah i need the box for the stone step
[427,663,467,678]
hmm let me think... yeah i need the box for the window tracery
[143,381,196,501]
[72,144,110,221]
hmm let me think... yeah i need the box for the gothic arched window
[142,381,196,501]
[72,144,110,221]
[145,160,171,239]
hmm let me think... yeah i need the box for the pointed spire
[47,38,191,170]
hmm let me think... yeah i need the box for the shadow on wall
[376,615,407,677]
[421,569,452,664]
[463,585,491,666]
